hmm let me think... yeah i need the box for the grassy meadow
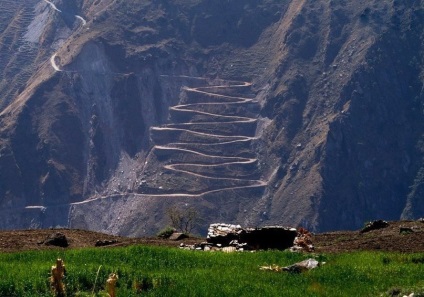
[0,245,423,296]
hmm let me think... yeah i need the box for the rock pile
[290,227,314,252]
[206,223,243,246]
[179,241,217,251]
[360,220,389,233]
[95,239,118,247]
[180,223,301,252]
[41,232,69,247]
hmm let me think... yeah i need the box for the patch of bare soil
[0,229,200,253]
[1,220,423,253]
[313,221,424,253]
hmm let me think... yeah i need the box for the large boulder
[260,258,321,273]
[168,232,189,241]
[282,258,321,273]
[42,232,69,247]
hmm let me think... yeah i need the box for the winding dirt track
[28,3,265,204]
[143,78,267,196]
[50,53,61,71]
[44,0,87,71]
[16,79,266,211]
[43,0,61,12]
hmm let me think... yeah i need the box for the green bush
[157,227,175,239]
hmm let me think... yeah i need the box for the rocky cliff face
[0,0,423,235]
[260,0,424,230]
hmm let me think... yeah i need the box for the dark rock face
[318,15,424,230]
[261,0,424,232]
[0,0,424,236]
[190,0,283,47]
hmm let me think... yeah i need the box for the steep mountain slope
[260,0,424,231]
[0,0,423,235]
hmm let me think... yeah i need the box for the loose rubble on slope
[179,223,314,252]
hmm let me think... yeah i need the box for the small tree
[167,206,198,235]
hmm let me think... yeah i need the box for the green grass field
[0,245,423,296]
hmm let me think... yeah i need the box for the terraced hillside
[140,77,265,197]
[0,0,39,110]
